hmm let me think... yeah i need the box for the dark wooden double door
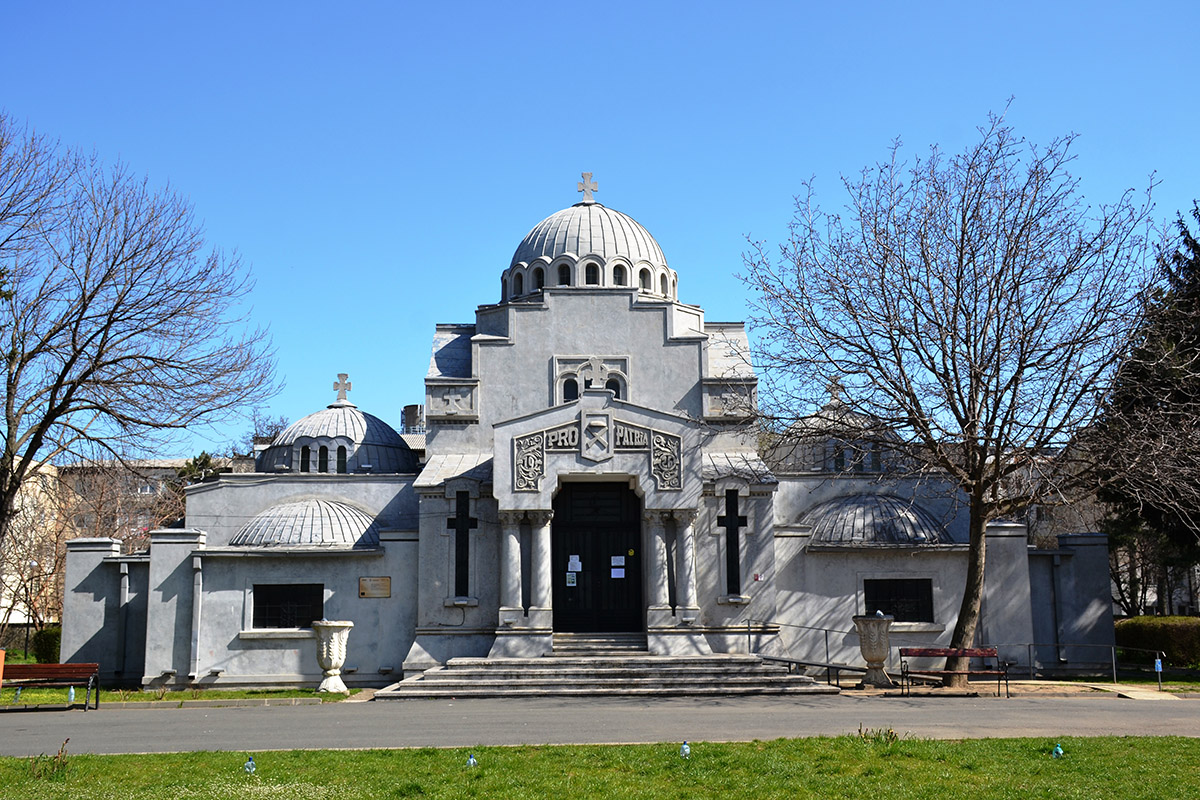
[552,483,643,632]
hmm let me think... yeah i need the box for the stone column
[498,511,524,626]
[645,511,671,626]
[528,510,554,629]
[673,509,700,623]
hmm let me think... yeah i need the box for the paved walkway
[1,690,1198,757]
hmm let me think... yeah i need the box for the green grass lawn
[1,686,355,705]
[1,736,1198,799]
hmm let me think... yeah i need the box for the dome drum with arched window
[257,384,416,474]
[502,198,678,302]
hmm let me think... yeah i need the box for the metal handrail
[747,618,1171,687]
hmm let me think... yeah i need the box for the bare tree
[0,111,277,551]
[742,111,1154,682]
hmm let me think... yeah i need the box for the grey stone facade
[62,185,1114,688]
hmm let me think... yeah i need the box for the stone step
[444,655,768,669]
[551,632,649,655]
[401,674,812,688]
[374,650,839,699]
[376,683,834,699]
[420,665,793,680]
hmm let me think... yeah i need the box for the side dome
[229,499,380,548]
[257,387,414,474]
[502,194,678,302]
[800,494,953,546]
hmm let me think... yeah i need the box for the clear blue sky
[3,1,1196,457]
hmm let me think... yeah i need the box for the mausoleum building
[62,177,1115,689]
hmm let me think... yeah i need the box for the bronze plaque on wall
[358,576,391,598]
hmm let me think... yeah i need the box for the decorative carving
[311,620,354,694]
[514,433,544,492]
[580,411,612,463]
[543,423,578,451]
[651,432,683,490]
[439,387,474,414]
[553,355,629,399]
[614,422,650,451]
[498,510,526,527]
[672,508,699,526]
[332,373,352,403]
[852,615,895,688]
[527,509,554,527]
[578,172,598,203]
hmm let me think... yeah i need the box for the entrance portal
[552,482,643,632]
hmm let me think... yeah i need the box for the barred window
[253,584,323,628]
[863,578,933,622]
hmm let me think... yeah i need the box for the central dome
[510,203,668,269]
[502,200,677,302]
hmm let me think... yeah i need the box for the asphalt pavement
[2,693,1198,757]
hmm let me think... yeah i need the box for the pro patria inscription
[512,415,682,492]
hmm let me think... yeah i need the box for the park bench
[898,647,1009,698]
[2,662,100,710]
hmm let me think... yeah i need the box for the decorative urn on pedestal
[311,620,354,694]
[852,613,895,688]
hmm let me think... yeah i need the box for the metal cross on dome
[333,373,352,403]
[577,172,598,203]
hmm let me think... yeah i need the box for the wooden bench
[898,647,1009,698]
[2,663,100,710]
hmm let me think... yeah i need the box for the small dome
[801,494,952,546]
[229,499,380,548]
[257,390,415,474]
[272,403,403,447]
[510,203,668,270]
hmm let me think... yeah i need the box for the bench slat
[2,663,100,710]
[899,648,997,659]
[898,648,1009,698]
[4,664,99,680]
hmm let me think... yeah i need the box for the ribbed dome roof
[272,402,404,447]
[229,499,380,548]
[509,203,668,269]
[256,394,416,474]
[801,494,952,546]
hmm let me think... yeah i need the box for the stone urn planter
[852,614,895,688]
[311,620,354,694]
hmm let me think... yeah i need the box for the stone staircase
[374,635,837,699]
[550,632,649,655]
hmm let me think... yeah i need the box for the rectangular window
[253,584,324,628]
[863,578,933,622]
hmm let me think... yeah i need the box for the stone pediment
[492,390,701,511]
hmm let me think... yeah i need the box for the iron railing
[746,618,1170,688]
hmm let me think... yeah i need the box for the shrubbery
[1115,616,1200,667]
[30,626,61,664]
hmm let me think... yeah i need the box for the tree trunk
[946,507,988,687]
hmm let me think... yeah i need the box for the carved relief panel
[427,383,479,421]
[512,413,683,492]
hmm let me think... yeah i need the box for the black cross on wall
[448,491,478,597]
[717,489,747,595]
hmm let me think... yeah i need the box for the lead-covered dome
[800,494,953,547]
[510,203,668,269]
[256,378,416,474]
[502,179,678,302]
[229,499,380,548]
